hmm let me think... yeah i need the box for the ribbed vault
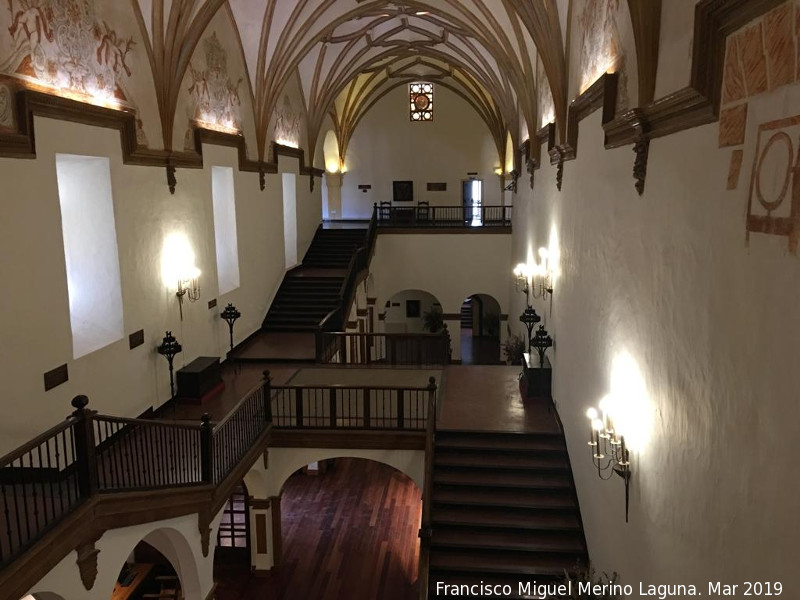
[129,0,569,167]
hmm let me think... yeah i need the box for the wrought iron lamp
[518,305,541,354]
[586,399,632,522]
[220,303,241,354]
[530,247,554,301]
[513,263,531,300]
[530,325,553,367]
[157,331,182,399]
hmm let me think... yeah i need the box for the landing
[439,365,560,434]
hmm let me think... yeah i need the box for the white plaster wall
[511,88,800,592]
[0,116,321,453]
[341,86,502,219]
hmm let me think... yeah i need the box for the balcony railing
[316,332,450,367]
[271,380,437,431]
[375,204,512,228]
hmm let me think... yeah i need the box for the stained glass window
[410,82,434,121]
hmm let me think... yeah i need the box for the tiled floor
[439,365,560,433]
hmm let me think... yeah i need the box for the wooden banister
[418,376,437,599]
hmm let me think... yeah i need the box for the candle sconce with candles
[586,397,632,522]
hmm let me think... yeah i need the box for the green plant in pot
[501,333,526,365]
[423,307,444,333]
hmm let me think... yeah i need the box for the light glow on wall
[608,350,654,454]
[56,154,124,359]
[161,232,201,289]
[323,130,341,173]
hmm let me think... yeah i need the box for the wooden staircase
[262,228,367,331]
[427,430,587,596]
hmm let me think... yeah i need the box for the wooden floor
[215,458,422,600]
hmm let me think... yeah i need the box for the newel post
[262,370,272,423]
[427,377,438,428]
[200,414,214,484]
[71,395,98,499]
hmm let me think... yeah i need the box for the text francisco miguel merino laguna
[433,580,779,597]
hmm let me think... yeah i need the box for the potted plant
[423,307,444,333]
[501,333,526,365]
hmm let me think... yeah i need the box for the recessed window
[211,166,240,295]
[55,154,124,359]
[282,173,297,268]
[410,82,434,121]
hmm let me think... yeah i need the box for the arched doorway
[215,482,250,565]
[384,289,443,334]
[112,539,183,599]
[460,294,501,364]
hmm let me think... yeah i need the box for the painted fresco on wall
[576,0,628,110]
[274,93,301,148]
[0,0,135,104]
[745,115,800,253]
[720,2,797,192]
[186,32,242,135]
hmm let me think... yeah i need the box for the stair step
[429,549,585,576]
[436,431,565,452]
[435,453,568,471]
[432,505,582,531]
[432,527,585,554]
[433,487,576,510]
[433,469,571,490]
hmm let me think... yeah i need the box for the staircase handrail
[418,376,438,599]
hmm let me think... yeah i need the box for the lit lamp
[157,331,182,399]
[175,268,201,321]
[161,233,202,321]
[530,325,553,367]
[513,263,531,302]
[531,247,554,300]
[586,398,632,522]
[518,305,541,354]
[220,303,241,354]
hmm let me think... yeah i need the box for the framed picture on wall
[393,180,414,202]
[406,300,421,318]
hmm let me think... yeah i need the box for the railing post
[71,395,98,499]
[295,388,304,427]
[363,387,371,428]
[397,389,405,429]
[427,376,438,428]
[262,370,272,423]
[329,387,337,428]
[200,413,213,484]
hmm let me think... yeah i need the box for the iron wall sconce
[513,263,531,302]
[530,248,554,301]
[531,325,553,367]
[220,303,241,354]
[176,275,201,321]
[157,331,182,399]
[586,400,632,522]
[519,306,541,354]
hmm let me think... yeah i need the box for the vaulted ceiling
[132,0,568,164]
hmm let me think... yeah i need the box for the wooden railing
[271,379,437,431]
[418,377,437,599]
[317,332,450,367]
[376,204,512,228]
[0,411,83,569]
[0,372,274,570]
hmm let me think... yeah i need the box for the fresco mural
[0,0,135,104]
[186,31,241,137]
[577,0,628,110]
[274,93,301,148]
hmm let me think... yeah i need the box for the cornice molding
[0,89,323,193]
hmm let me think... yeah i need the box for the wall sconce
[513,263,532,301]
[220,303,241,354]
[586,397,632,522]
[531,248,554,300]
[494,167,504,176]
[176,270,201,320]
[157,331,182,399]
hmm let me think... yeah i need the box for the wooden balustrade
[418,377,437,600]
[376,204,512,228]
[317,332,450,366]
[271,382,434,430]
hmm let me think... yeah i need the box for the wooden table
[111,563,154,600]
